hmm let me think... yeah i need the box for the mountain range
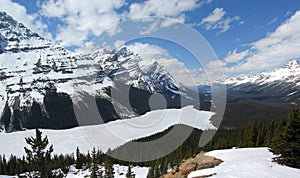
[0,10,299,132]
[224,59,300,102]
[214,60,300,127]
[0,11,197,132]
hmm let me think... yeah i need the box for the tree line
[0,108,299,177]
[0,129,134,177]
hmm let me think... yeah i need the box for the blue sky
[1,0,300,85]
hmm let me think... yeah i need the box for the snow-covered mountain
[0,11,188,132]
[223,59,300,102]
[225,60,300,86]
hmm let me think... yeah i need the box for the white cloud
[0,0,51,39]
[160,15,185,27]
[39,0,206,47]
[201,7,225,24]
[207,60,226,69]
[222,10,300,75]
[200,7,241,33]
[74,41,98,54]
[128,0,199,19]
[114,40,125,49]
[1,0,211,50]
[224,49,249,63]
[40,0,66,18]
[40,0,125,47]
[139,20,161,35]
[127,42,202,85]
[127,42,169,60]
[128,0,209,34]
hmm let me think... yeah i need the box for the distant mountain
[0,11,195,132]
[195,60,300,128]
[225,60,300,86]
[223,60,300,103]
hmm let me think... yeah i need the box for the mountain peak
[0,11,41,39]
[283,59,300,69]
[224,59,300,86]
[0,11,49,53]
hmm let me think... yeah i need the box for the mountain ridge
[224,59,300,86]
[0,11,191,132]
[203,59,300,103]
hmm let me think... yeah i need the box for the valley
[1,1,300,177]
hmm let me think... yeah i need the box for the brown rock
[163,152,222,178]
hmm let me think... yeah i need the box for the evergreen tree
[97,149,104,163]
[126,164,135,178]
[75,147,82,169]
[86,151,91,166]
[265,121,275,146]
[90,147,101,178]
[104,156,114,178]
[8,155,16,175]
[0,155,3,174]
[59,154,69,174]
[153,164,160,178]
[255,122,265,147]
[147,166,154,178]
[24,128,54,177]
[248,121,257,147]
[271,108,300,168]
[2,155,7,174]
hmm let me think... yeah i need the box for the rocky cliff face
[0,11,191,132]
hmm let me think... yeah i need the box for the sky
[1,0,300,85]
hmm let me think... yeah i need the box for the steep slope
[0,11,79,131]
[0,11,190,132]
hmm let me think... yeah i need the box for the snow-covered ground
[0,106,215,157]
[2,147,300,178]
[66,164,149,178]
[188,147,300,178]
[0,164,149,178]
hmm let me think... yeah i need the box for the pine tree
[153,164,160,178]
[24,128,54,177]
[147,166,154,178]
[248,121,257,147]
[265,121,275,146]
[18,156,26,175]
[97,149,104,163]
[104,156,114,178]
[126,164,135,178]
[271,108,300,168]
[75,147,82,169]
[8,155,16,175]
[90,148,101,178]
[86,151,91,166]
[2,155,7,174]
[0,155,3,174]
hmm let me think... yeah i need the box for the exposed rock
[163,152,222,178]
